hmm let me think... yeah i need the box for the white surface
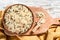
[0,0,60,18]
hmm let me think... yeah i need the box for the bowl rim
[2,4,34,36]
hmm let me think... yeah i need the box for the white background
[0,0,60,18]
